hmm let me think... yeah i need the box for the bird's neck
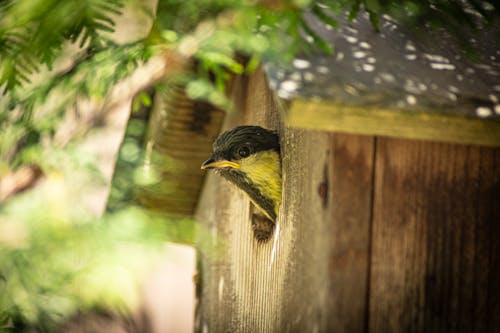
[222,151,282,221]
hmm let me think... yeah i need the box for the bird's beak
[201,158,240,170]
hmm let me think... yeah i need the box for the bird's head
[201,125,282,221]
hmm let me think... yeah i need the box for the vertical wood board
[369,138,500,333]
[196,68,332,332]
[327,133,375,333]
[140,86,225,215]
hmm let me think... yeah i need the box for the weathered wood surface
[139,85,225,215]
[267,9,500,119]
[287,99,500,147]
[370,138,500,333]
[327,133,374,333]
[196,68,500,332]
[267,9,500,147]
[196,68,331,332]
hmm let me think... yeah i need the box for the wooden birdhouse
[194,9,500,333]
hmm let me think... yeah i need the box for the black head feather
[213,126,280,161]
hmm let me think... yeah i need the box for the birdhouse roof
[265,9,500,146]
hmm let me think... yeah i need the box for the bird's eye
[236,145,252,158]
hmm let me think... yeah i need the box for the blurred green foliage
[0,141,187,331]
[0,0,498,331]
[0,0,123,90]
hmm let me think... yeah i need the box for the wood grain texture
[195,68,332,332]
[268,10,499,120]
[287,99,500,147]
[139,86,225,215]
[369,138,500,333]
[327,133,375,333]
[196,67,500,333]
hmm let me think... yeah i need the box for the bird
[201,126,282,234]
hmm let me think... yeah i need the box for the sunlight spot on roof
[424,53,450,63]
[344,85,358,95]
[476,106,492,117]
[345,36,358,44]
[293,58,311,69]
[404,80,422,94]
[430,63,456,70]
[483,2,494,10]
[359,42,371,49]
[353,51,367,59]
[303,72,315,82]
[406,95,417,105]
[418,83,427,91]
[362,64,375,72]
[405,41,416,52]
[382,14,396,21]
[316,66,330,74]
[379,72,396,83]
[475,63,492,70]
[447,92,457,101]
[383,21,398,31]
[344,26,358,34]
[280,80,299,92]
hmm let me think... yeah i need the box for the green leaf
[300,19,334,54]
[185,78,231,110]
[198,51,244,74]
[368,10,380,31]
[349,0,361,21]
[364,0,381,13]
[140,91,152,107]
[312,4,338,29]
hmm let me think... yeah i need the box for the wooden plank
[277,127,332,332]
[478,146,500,332]
[138,87,225,215]
[196,68,332,332]
[327,133,374,333]
[369,138,500,333]
[287,99,500,147]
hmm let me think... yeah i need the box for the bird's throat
[221,150,282,221]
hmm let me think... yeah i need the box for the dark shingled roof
[266,9,500,119]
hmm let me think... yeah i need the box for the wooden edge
[286,99,500,147]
